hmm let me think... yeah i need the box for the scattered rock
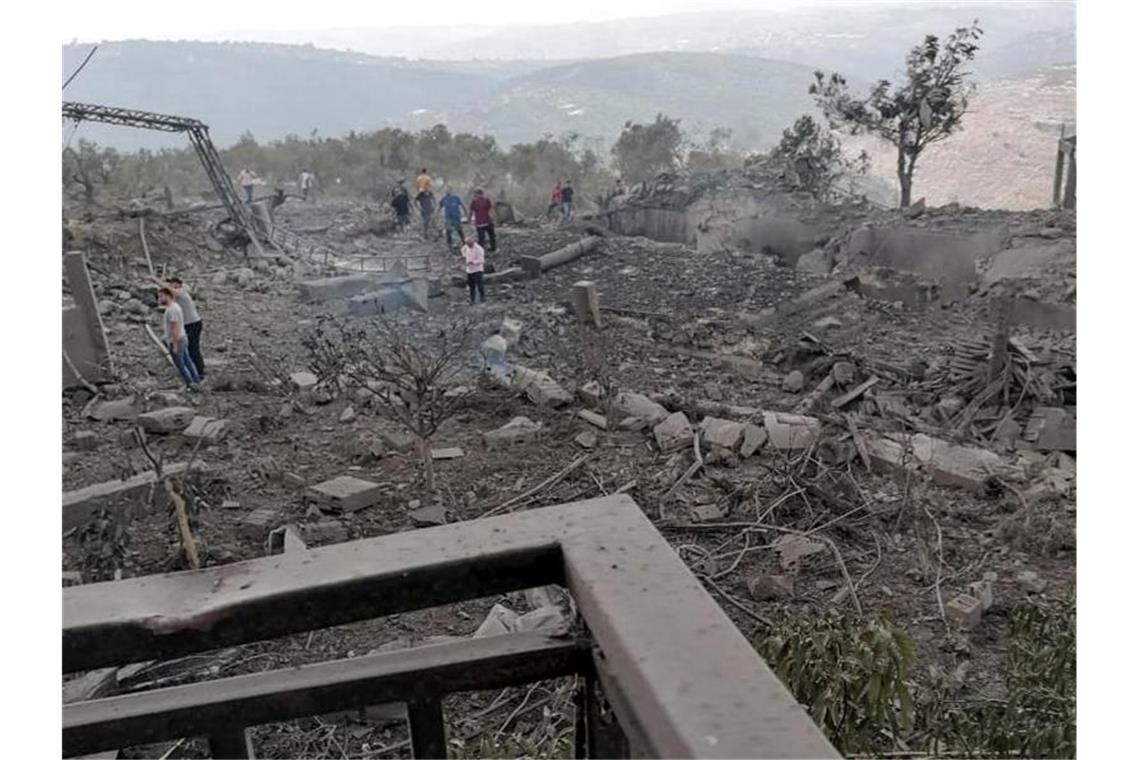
[701,417,744,452]
[795,248,833,275]
[267,524,307,555]
[653,411,693,453]
[63,571,84,587]
[739,423,768,458]
[1016,570,1047,594]
[182,415,230,443]
[831,361,856,385]
[409,503,447,526]
[618,416,648,431]
[945,594,983,630]
[812,316,842,330]
[221,499,241,510]
[381,429,416,453]
[691,504,724,522]
[303,519,350,545]
[968,579,995,612]
[86,395,139,422]
[782,370,805,393]
[431,447,465,459]
[138,407,197,434]
[763,411,822,450]
[239,507,279,541]
[746,574,795,601]
[512,366,573,407]
[614,391,669,425]
[578,409,608,429]
[306,475,386,513]
[577,380,605,408]
[73,430,98,450]
[474,604,520,638]
[500,317,523,347]
[936,396,965,421]
[290,371,319,391]
[574,430,598,449]
[903,197,926,219]
[339,405,356,423]
[483,416,542,449]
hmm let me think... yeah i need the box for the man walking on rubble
[237,168,260,204]
[439,186,467,249]
[415,168,436,234]
[390,179,412,231]
[158,286,201,389]
[460,235,485,305]
[469,187,496,252]
[150,275,206,380]
[547,181,562,219]
[299,169,315,201]
[560,180,575,223]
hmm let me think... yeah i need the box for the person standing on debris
[390,180,412,231]
[547,181,562,219]
[416,168,433,196]
[560,180,575,223]
[299,169,314,201]
[417,189,436,236]
[237,168,258,204]
[150,275,207,380]
[158,286,201,389]
[469,188,496,252]
[613,178,626,196]
[461,235,485,305]
[438,186,467,249]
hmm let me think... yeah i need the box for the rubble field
[62,184,1076,759]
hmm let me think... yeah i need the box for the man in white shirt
[159,286,201,389]
[461,236,485,305]
[151,275,206,378]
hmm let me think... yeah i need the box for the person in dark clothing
[390,180,412,231]
[417,190,436,235]
[469,188,496,252]
[438,187,467,248]
[560,180,575,223]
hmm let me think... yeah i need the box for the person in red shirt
[469,188,496,252]
[547,181,562,219]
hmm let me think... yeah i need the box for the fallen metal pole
[520,237,601,278]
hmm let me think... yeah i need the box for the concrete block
[866,432,1019,491]
[614,391,669,425]
[762,411,821,450]
[267,523,307,555]
[431,447,465,460]
[302,519,350,545]
[654,411,693,453]
[183,416,230,443]
[409,503,447,526]
[63,251,113,388]
[511,366,573,407]
[298,273,398,303]
[1023,407,1076,452]
[945,594,983,630]
[239,508,279,541]
[500,317,523,347]
[86,396,139,422]
[740,423,768,458]
[782,370,805,393]
[483,417,542,449]
[63,462,198,532]
[290,371,319,390]
[831,361,856,385]
[701,417,745,452]
[574,430,598,449]
[571,281,603,328]
[307,476,385,513]
[73,430,98,450]
[138,407,197,434]
[578,409,608,429]
[577,381,605,407]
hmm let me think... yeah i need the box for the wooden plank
[64,632,588,757]
[830,376,880,409]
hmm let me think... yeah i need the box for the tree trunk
[418,434,435,494]
[896,145,911,208]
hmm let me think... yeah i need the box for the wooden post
[1062,146,1076,210]
[989,293,1013,385]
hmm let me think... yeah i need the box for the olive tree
[810,22,983,207]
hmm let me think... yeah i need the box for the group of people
[389,169,498,252]
[236,168,319,204]
[151,275,207,390]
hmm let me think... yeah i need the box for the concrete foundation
[63,251,112,388]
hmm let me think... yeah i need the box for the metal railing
[62,496,837,759]
[265,222,430,275]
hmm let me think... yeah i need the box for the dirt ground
[62,192,1076,759]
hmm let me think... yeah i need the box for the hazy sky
[64,0,814,40]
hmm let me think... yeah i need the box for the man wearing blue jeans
[438,187,467,249]
[159,286,201,389]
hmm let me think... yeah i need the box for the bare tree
[303,315,477,493]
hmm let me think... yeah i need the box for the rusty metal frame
[63,495,837,758]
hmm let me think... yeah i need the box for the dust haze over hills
[62,2,1075,209]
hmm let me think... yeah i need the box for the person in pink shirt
[460,235,485,305]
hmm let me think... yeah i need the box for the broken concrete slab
[63,667,119,704]
[701,417,744,452]
[500,317,523,347]
[86,395,139,422]
[511,366,573,407]
[866,432,1022,491]
[339,406,356,423]
[63,462,199,532]
[483,416,542,449]
[431,447,465,460]
[1023,407,1076,452]
[945,594,982,630]
[739,423,768,458]
[578,409,608,429]
[267,523,307,555]
[479,334,511,384]
[298,273,405,303]
[344,279,429,316]
[409,503,447,526]
[306,475,386,513]
[63,251,113,388]
[474,604,521,638]
[137,407,197,434]
[747,574,795,601]
[182,416,230,443]
[614,391,669,425]
[302,519,350,545]
[290,371,319,391]
[762,411,822,450]
[654,411,693,453]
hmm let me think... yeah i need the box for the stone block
[484,417,542,449]
[500,317,524,347]
[618,416,648,431]
[339,406,356,423]
[73,430,98,450]
[306,476,385,513]
[409,503,447,526]
[571,281,602,328]
[747,574,795,601]
[831,361,856,385]
[654,411,693,453]
[574,430,598,449]
[945,594,983,630]
[239,508,279,541]
[763,411,821,450]
[577,380,605,408]
[511,366,573,407]
[740,423,768,458]
[431,447,465,459]
[701,417,745,452]
[302,519,350,545]
[290,372,318,391]
[182,416,229,443]
[578,409,608,429]
[1017,570,1047,594]
[298,273,395,303]
[968,580,994,612]
[86,395,139,422]
[782,370,805,393]
[614,391,668,425]
[381,429,416,453]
